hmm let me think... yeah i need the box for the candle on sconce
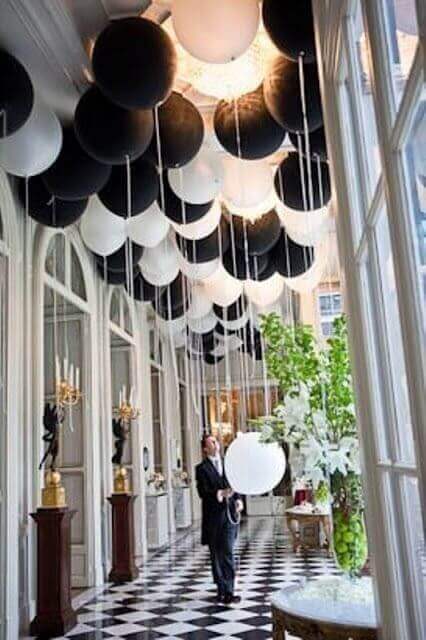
[119,389,122,406]
[64,357,68,380]
[122,385,127,405]
[129,386,135,406]
[69,363,74,387]
[76,367,80,390]
[55,355,61,384]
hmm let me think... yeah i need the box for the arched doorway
[33,227,102,588]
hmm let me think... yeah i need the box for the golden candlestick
[56,379,82,408]
[112,401,141,424]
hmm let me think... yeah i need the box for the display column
[30,507,77,637]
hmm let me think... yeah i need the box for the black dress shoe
[223,593,241,605]
[216,592,225,603]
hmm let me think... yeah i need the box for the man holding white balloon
[196,434,243,605]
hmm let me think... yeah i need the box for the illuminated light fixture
[173,29,277,101]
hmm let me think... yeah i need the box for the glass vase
[332,506,368,576]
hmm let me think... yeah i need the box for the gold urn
[41,469,66,508]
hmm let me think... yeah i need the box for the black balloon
[204,353,224,366]
[152,297,187,320]
[222,249,268,281]
[97,264,138,285]
[289,126,327,160]
[188,329,216,353]
[98,155,158,217]
[177,217,230,263]
[214,87,285,160]
[148,92,204,168]
[262,0,316,63]
[264,56,322,132]
[251,252,277,281]
[0,50,34,138]
[214,296,246,321]
[272,231,314,277]
[18,177,87,228]
[240,324,261,353]
[215,322,236,337]
[161,272,187,310]
[274,152,331,210]
[232,210,281,255]
[42,126,112,200]
[92,17,177,110]
[74,85,154,165]
[94,241,144,272]
[127,268,160,301]
[158,172,213,224]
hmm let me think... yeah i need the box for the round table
[271,577,378,639]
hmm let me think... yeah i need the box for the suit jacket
[196,457,240,546]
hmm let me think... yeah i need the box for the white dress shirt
[208,454,223,476]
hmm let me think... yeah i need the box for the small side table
[285,507,332,552]
[271,577,378,640]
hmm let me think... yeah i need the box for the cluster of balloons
[0,0,332,368]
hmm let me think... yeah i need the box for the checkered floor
[60,517,341,639]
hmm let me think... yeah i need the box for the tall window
[317,290,342,337]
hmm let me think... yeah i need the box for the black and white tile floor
[58,517,341,640]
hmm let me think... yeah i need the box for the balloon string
[154,106,165,213]
[298,54,314,212]
[296,134,310,275]
[276,168,294,324]
[253,256,270,415]
[125,154,134,302]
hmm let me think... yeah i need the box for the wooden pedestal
[30,507,77,638]
[108,494,138,583]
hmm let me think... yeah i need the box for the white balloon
[158,315,187,337]
[225,432,286,495]
[204,264,243,306]
[168,146,224,204]
[128,202,170,248]
[0,97,62,177]
[171,200,221,240]
[222,157,273,212]
[140,233,179,273]
[219,311,248,332]
[276,201,330,246]
[172,0,259,64]
[211,335,242,357]
[80,197,127,256]
[187,284,213,320]
[225,188,278,221]
[187,309,217,334]
[244,273,284,307]
[171,330,188,349]
[177,252,220,281]
[141,262,180,287]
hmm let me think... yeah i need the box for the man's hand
[235,499,244,513]
[217,488,234,502]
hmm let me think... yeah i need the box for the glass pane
[45,234,66,284]
[354,3,382,190]
[400,475,426,627]
[405,101,426,339]
[70,246,87,301]
[375,210,415,464]
[385,0,419,108]
[110,289,120,325]
[359,258,392,461]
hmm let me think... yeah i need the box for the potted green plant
[257,313,368,577]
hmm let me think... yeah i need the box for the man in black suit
[196,434,243,605]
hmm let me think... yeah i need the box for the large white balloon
[80,197,126,256]
[168,146,224,204]
[188,309,217,334]
[158,315,187,337]
[225,432,286,495]
[140,234,180,286]
[172,0,259,64]
[204,264,243,306]
[171,199,221,240]
[0,97,62,177]
[222,157,273,212]
[276,201,330,246]
[178,252,220,281]
[188,284,213,320]
[128,202,170,248]
[244,273,284,307]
